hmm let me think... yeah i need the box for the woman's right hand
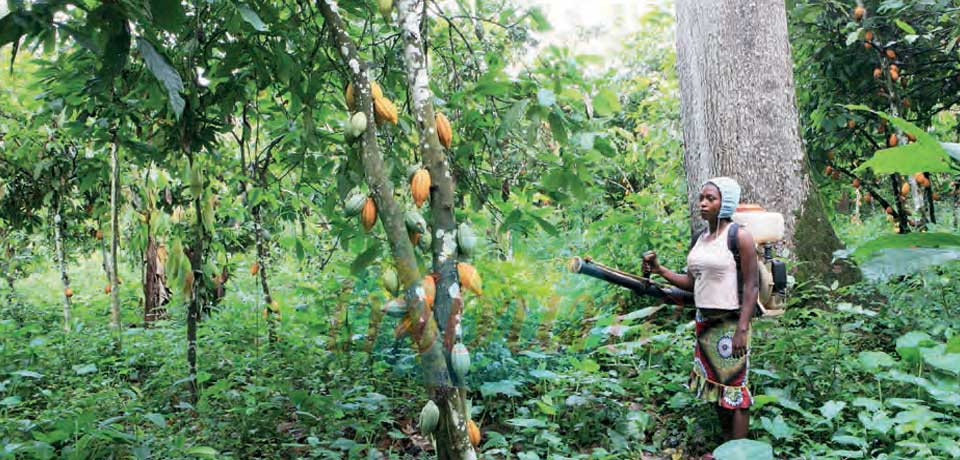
[642,251,660,275]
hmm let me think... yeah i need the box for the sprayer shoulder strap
[727,222,743,304]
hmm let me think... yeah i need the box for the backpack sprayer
[570,205,789,313]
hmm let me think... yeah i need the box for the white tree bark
[53,203,71,332]
[675,0,845,274]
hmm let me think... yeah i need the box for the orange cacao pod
[888,134,898,147]
[361,197,377,231]
[457,262,483,296]
[374,97,399,125]
[467,419,481,447]
[411,169,431,208]
[422,275,436,307]
[435,112,453,149]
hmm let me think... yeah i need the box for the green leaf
[760,415,794,440]
[820,400,846,421]
[850,233,960,261]
[238,5,268,32]
[72,364,98,375]
[593,87,621,117]
[184,446,219,458]
[149,0,185,31]
[859,351,896,371]
[349,241,381,275]
[11,370,43,379]
[920,345,960,374]
[536,88,555,107]
[896,331,936,363]
[894,19,916,35]
[136,38,185,119]
[479,379,522,397]
[846,105,957,174]
[713,439,773,460]
[845,30,860,46]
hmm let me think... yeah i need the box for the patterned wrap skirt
[689,308,752,410]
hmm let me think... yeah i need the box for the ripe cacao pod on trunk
[411,169,431,208]
[361,197,377,231]
[457,262,482,296]
[374,97,399,125]
[435,112,453,149]
[467,419,481,447]
[422,275,436,307]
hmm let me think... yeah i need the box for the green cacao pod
[343,190,367,217]
[382,297,407,318]
[378,0,392,21]
[451,342,470,382]
[188,164,203,196]
[381,266,399,296]
[418,229,432,252]
[419,400,440,435]
[405,210,427,235]
[349,112,367,138]
[457,222,478,257]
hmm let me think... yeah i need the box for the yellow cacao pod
[250,261,260,276]
[467,419,481,447]
[361,197,377,231]
[374,96,399,125]
[901,182,910,196]
[435,112,452,149]
[345,82,383,111]
[457,262,482,296]
[411,169,431,208]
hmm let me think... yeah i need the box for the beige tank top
[687,224,740,310]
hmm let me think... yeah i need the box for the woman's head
[699,177,741,223]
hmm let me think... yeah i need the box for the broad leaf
[846,105,957,174]
[136,38,185,118]
[713,439,773,460]
[593,87,621,117]
[849,233,960,261]
[238,5,268,32]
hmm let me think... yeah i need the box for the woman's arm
[732,227,758,358]
[642,252,695,292]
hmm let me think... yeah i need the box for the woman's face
[699,184,722,221]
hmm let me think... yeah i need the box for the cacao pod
[873,68,882,79]
[189,164,203,196]
[418,230,432,252]
[864,30,873,41]
[381,266,400,296]
[405,210,427,234]
[885,48,896,59]
[411,169,431,208]
[250,261,260,276]
[95,230,104,240]
[890,67,899,81]
[422,275,436,307]
[270,300,280,313]
[888,134,898,147]
[361,197,377,231]
[104,284,112,294]
[343,190,368,217]
[64,287,74,298]
[345,82,383,110]
[457,222,478,257]
[824,165,833,176]
[419,400,440,435]
[374,97,399,125]
[852,178,861,189]
[349,112,367,138]
[410,231,421,246]
[853,5,865,20]
[467,419,481,447]
[885,206,893,215]
[457,262,483,296]
[435,112,453,149]
[451,342,470,381]
[901,182,910,196]
[378,0,392,20]
[847,119,856,129]
[933,193,940,200]
[383,297,407,318]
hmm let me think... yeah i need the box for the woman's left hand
[732,329,749,358]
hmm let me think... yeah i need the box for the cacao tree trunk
[674,0,854,282]
[186,154,203,404]
[52,197,71,333]
[109,135,121,332]
[317,2,466,458]
[395,1,475,456]
[253,206,278,343]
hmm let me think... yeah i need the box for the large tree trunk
[674,0,852,281]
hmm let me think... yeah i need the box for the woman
[642,177,759,445]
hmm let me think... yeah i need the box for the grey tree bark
[674,0,850,280]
